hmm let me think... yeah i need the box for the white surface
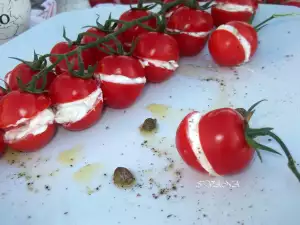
[0,4,300,225]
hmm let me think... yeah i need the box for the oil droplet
[57,144,83,166]
[177,64,218,77]
[86,186,95,195]
[73,163,102,183]
[147,104,170,119]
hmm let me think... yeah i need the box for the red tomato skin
[167,7,214,56]
[176,112,207,173]
[62,100,103,131]
[7,124,56,152]
[96,55,146,108]
[118,10,157,46]
[49,73,98,104]
[5,64,56,91]
[208,21,257,66]
[0,130,7,157]
[0,91,51,129]
[50,42,96,73]
[133,32,179,83]
[101,82,144,109]
[199,108,254,175]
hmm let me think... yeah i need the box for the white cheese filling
[95,74,146,84]
[215,3,254,13]
[139,58,179,71]
[166,28,210,38]
[187,112,219,176]
[4,108,55,142]
[217,24,251,62]
[54,88,103,124]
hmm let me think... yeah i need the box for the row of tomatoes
[0,0,263,155]
[90,0,300,8]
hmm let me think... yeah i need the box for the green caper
[141,118,157,132]
[113,167,135,188]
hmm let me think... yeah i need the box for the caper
[141,118,157,132]
[113,167,135,188]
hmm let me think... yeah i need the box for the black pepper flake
[27,216,31,219]
[167,214,173,218]
[203,214,207,218]
[45,185,51,191]
[104,173,107,176]
[105,126,110,130]
[70,165,73,167]
[36,175,41,178]
[64,212,68,215]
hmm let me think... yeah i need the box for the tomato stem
[242,100,300,183]
[254,13,300,32]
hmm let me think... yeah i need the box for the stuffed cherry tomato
[50,42,95,75]
[49,73,104,131]
[133,32,179,83]
[117,9,157,50]
[211,0,258,27]
[208,21,258,66]
[176,110,254,176]
[5,64,56,91]
[95,55,146,109]
[0,91,56,152]
[167,6,214,56]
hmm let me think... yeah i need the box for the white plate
[1,4,300,225]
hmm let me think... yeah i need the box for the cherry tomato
[5,64,56,91]
[176,109,254,176]
[49,73,104,131]
[211,0,258,27]
[0,91,56,152]
[117,9,157,49]
[167,6,214,56]
[95,55,146,109]
[50,42,96,75]
[133,32,180,83]
[208,21,258,66]
[81,28,123,62]
[0,130,7,157]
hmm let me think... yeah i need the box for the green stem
[254,13,300,31]
[241,100,300,183]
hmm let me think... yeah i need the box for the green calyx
[236,100,300,183]
[81,14,118,35]
[183,0,214,10]
[130,0,162,11]
[9,50,47,72]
